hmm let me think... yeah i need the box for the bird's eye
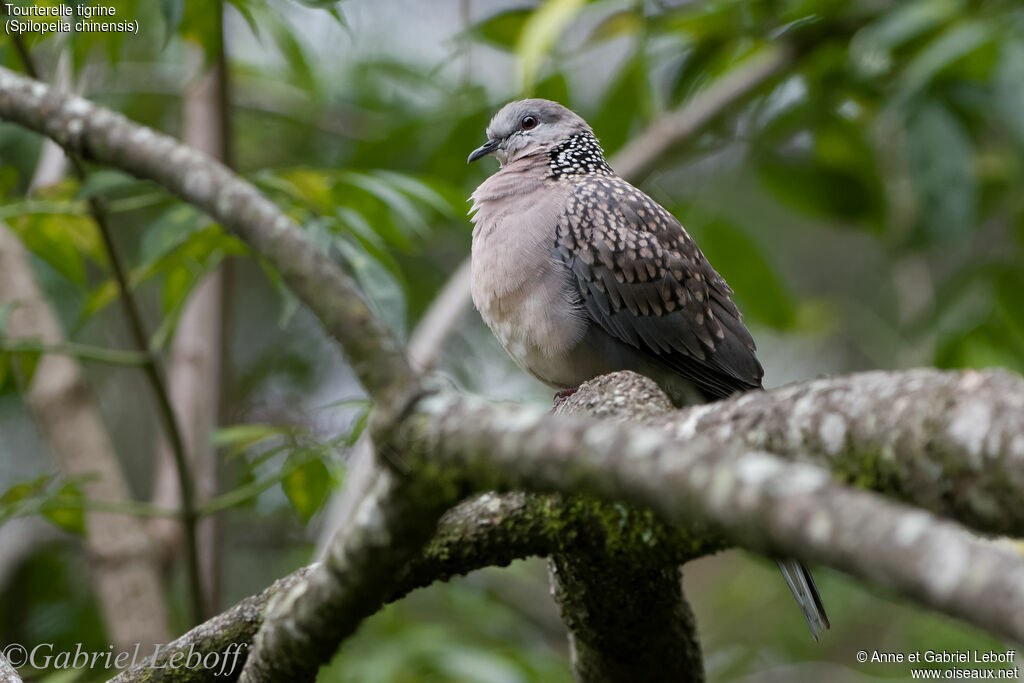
[520,116,538,130]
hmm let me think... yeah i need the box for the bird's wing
[553,175,763,400]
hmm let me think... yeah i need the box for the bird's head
[468,99,593,166]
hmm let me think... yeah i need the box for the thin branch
[395,371,1024,645]
[0,66,417,406]
[80,154,207,623]
[0,651,21,683]
[239,470,451,682]
[109,565,318,683]
[149,6,234,616]
[10,496,179,520]
[611,42,795,180]
[406,258,473,373]
[0,6,38,80]
[115,489,708,683]
[0,339,150,366]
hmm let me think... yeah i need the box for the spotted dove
[467,98,830,640]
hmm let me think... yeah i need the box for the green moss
[544,495,718,562]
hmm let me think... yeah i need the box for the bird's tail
[775,559,830,641]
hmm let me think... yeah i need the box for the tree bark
[394,372,1024,644]
[239,469,451,682]
[551,369,705,683]
[0,651,21,683]
[642,368,1024,536]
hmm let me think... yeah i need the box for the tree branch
[0,339,150,365]
[0,652,20,683]
[641,368,1024,536]
[550,558,702,683]
[108,565,317,683]
[394,371,1024,645]
[550,373,706,682]
[239,466,451,682]
[0,66,417,406]
[115,487,713,682]
[611,42,795,180]
[149,21,235,616]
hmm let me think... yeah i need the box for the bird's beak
[467,138,500,164]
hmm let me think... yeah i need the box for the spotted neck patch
[548,132,613,178]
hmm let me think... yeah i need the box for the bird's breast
[469,173,588,388]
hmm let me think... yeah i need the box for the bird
[467,98,830,640]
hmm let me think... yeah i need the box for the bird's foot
[550,387,579,413]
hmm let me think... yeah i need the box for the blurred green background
[1,0,1023,681]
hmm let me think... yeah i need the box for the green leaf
[41,482,86,536]
[467,7,532,50]
[160,0,186,46]
[271,168,335,213]
[179,0,220,53]
[226,0,262,39]
[139,204,205,266]
[370,171,455,218]
[13,348,41,390]
[669,36,728,107]
[757,155,878,224]
[691,218,797,329]
[281,454,330,523]
[268,18,318,94]
[213,423,291,457]
[995,268,1024,340]
[906,102,976,240]
[258,259,301,328]
[81,280,120,323]
[516,0,587,94]
[995,40,1024,146]
[294,0,346,7]
[585,9,642,46]
[11,214,87,286]
[896,19,994,97]
[339,171,430,238]
[0,475,52,506]
[0,352,10,394]
[849,0,960,77]
[294,3,347,29]
[0,165,19,199]
[533,72,570,105]
[76,170,139,199]
[336,237,407,340]
[593,53,651,154]
[343,406,370,447]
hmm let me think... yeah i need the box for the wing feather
[554,176,763,400]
